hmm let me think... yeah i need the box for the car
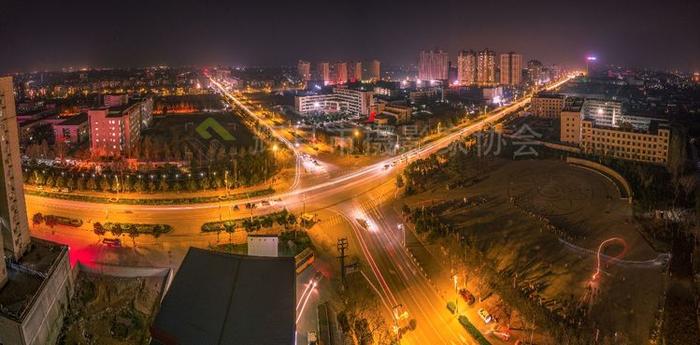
[102,238,122,247]
[459,288,476,305]
[477,308,492,324]
[492,324,511,341]
[356,218,369,229]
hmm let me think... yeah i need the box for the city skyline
[1,0,699,73]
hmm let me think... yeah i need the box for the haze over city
[1,0,699,72]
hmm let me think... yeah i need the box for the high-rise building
[499,52,523,85]
[0,77,74,345]
[457,50,477,85]
[297,60,311,81]
[369,60,381,81]
[317,62,331,84]
[0,77,31,261]
[334,62,348,84]
[476,49,497,86]
[350,61,362,82]
[527,59,544,85]
[418,49,449,81]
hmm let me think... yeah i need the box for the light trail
[295,280,316,324]
[592,237,628,281]
[296,278,316,311]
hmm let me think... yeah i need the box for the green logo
[196,118,235,141]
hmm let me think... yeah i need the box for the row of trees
[23,150,280,194]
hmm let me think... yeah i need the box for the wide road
[27,75,574,344]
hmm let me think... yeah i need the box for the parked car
[477,308,492,324]
[102,238,122,247]
[459,288,476,305]
[492,324,511,341]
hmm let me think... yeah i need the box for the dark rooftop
[0,238,68,322]
[563,97,585,112]
[151,248,295,345]
[534,92,565,99]
[57,112,88,126]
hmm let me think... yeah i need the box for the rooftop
[0,238,68,322]
[151,248,295,345]
[57,112,88,126]
[534,92,565,99]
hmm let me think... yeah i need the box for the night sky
[1,0,698,73]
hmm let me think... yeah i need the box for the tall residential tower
[457,50,477,85]
[0,77,30,261]
[499,52,523,85]
[476,49,497,86]
[418,49,449,81]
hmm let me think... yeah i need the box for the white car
[478,308,492,324]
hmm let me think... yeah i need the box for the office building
[317,62,331,85]
[297,60,311,81]
[89,98,153,157]
[499,52,523,85]
[582,99,622,128]
[350,61,362,82]
[476,49,497,86]
[527,59,544,85]
[0,77,74,345]
[334,62,348,84]
[418,49,449,81]
[561,98,670,165]
[457,50,477,86]
[295,88,374,116]
[531,93,566,118]
[369,59,381,81]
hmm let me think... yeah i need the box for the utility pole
[337,238,349,288]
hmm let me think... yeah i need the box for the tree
[148,179,157,193]
[395,174,405,188]
[187,178,198,192]
[111,224,123,237]
[93,222,106,239]
[159,178,170,192]
[172,180,182,193]
[86,176,97,191]
[32,213,44,226]
[126,225,139,248]
[286,213,297,227]
[224,222,235,245]
[99,176,110,192]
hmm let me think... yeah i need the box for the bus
[295,248,315,274]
